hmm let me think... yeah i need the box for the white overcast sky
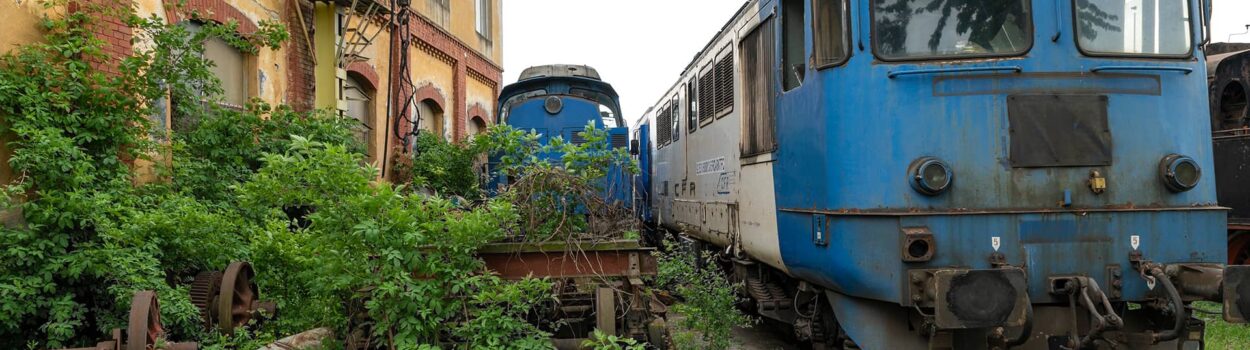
[503,1,1250,125]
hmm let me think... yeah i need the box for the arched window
[416,98,446,140]
[183,21,248,106]
[343,74,374,155]
[469,116,488,136]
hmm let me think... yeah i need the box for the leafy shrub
[656,243,753,350]
[395,131,482,198]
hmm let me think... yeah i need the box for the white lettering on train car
[696,157,727,176]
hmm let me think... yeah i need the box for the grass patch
[1195,302,1250,349]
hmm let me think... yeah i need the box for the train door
[735,5,783,265]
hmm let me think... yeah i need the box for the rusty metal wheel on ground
[218,261,259,331]
[127,291,162,350]
[1230,231,1250,265]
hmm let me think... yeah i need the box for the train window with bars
[698,67,715,124]
[742,17,778,157]
[715,49,735,117]
[813,0,851,68]
[686,82,698,133]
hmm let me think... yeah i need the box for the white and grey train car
[636,3,789,272]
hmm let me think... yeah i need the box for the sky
[503,1,1250,125]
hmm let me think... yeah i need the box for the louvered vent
[570,131,587,145]
[699,69,715,123]
[611,133,628,149]
[715,52,734,117]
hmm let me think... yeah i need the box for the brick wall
[71,0,134,76]
[285,0,316,111]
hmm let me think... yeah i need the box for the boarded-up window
[715,51,735,117]
[741,18,777,157]
[812,0,850,68]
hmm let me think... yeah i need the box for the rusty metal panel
[1007,94,1112,168]
[478,242,657,280]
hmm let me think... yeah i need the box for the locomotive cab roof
[499,64,623,126]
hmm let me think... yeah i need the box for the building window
[469,116,488,136]
[416,98,446,141]
[427,0,451,28]
[343,74,374,156]
[184,22,248,107]
[476,0,492,38]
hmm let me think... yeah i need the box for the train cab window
[871,0,1032,60]
[782,0,806,91]
[1075,0,1192,57]
[812,0,850,68]
[600,104,619,128]
[670,98,680,142]
[686,82,698,134]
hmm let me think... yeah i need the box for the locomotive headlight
[909,157,953,196]
[544,96,563,114]
[1160,154,1201,192]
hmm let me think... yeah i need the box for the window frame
[476,0,493,39]
[686,81,698,134]
[1070,0,1196,59]
[869,0,1036,62]
[811,0,853,70]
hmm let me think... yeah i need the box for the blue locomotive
[493,64,634,207]
[635,0,1249,349]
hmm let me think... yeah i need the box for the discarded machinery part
[188,270,222,330]
[258,328,334,350]
[54,292,197,350]
[219,261,260,331]
[128,291,162,350]
[191,262,277,332]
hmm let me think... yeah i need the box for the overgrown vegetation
[0,2,562,349]
[655,243,754,350]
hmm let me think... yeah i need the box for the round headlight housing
[909,157,953,196]
[1160,154,1201,192]
[544,96,563,114]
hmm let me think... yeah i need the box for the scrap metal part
[190,262,278,332]
[56,291,197,350]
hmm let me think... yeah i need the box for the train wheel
[1230,232,1250,265]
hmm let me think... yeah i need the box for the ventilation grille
[611,133,628,149]
[715,52,734,117]
[699,69,715,123]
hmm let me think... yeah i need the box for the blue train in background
[493,64,636,208]
[631,0,1250,349]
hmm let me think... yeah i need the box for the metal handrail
[1090,66,1194,75]
[887,66,1023,79]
